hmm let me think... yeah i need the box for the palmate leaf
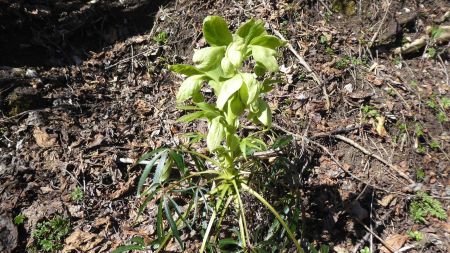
[239,73,259,105]
[217,75,243,109]
[250,45,278,72]
[225,37,246,67]
[176,75,205,102]
[169,64,203,76]
[193,46,226,71]
[237,19,266,44]
[272,135,293,149]
[207,116,226,151]
[176,111,205,123]
[203,16,233,46]
[250,35,286,49]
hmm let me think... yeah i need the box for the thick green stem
[241,184,305,253]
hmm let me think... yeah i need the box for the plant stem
[241,184,305,253]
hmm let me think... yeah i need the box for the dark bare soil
[1,0,449,252]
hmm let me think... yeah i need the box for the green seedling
[397,122,407,133]
[429,140,440,149]
[410,80,418,89]
[30,217,70,252]
[133,16,304,252]
[386,87,396,97]
[361,105,380,119]
[416,144,426,154]
[14,214,26,225]
[70,186,84,202]
[437,111,448,123]
[335,57,350,69]
[153,31,168,44]
[426,47,437,58]
[416,167,426,182]
[410,191,447,223]
[430,27,444,42]
[407,230,424,241]
[414,123,424,137]
[319,35,328,44]
[360,246,371,253]
[426,99,437,109]
[441,97,450,109]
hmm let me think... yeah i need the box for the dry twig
[333,135,415,184]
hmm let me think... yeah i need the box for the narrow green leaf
[217,75,243,109]
[153,152,169,184]
[168,151,187,175]
[135,147,167,166]
[219,238,240,248]
[250,35,286,49]
[169,64,203,76]
[272,135,293,149]
[207,116,226,151]
[137,183,160,218]
[137,150,167,196]
[111,244,145,253]
[156,200,164,241]
[176,111,205,123]
[200,210,217,253]
[176,75,205,102]
[193,46,226,71]
[164,197,184,250]
[168,196,193,230]
[196,102,221,119]
[203,16,233,46]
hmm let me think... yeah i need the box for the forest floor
[1,0,449,252]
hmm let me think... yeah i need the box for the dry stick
[354,218,395,253]
[271,28,331,110]
[368,0,392,47]
[333,135,415,184]
[272,123,408,196]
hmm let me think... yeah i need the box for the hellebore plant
[133,16,304,252]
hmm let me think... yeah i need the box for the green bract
[172,16,286,158]
[134,16,304,253]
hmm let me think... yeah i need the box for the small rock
[25,69,38,78]
[344,83,353,93]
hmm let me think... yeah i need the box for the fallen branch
[271,28,330,110]
[333,135,415,184]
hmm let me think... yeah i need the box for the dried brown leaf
[380,234,408,253]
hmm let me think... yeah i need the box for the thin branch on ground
[333,135,415,184]
[270,28,331,110]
